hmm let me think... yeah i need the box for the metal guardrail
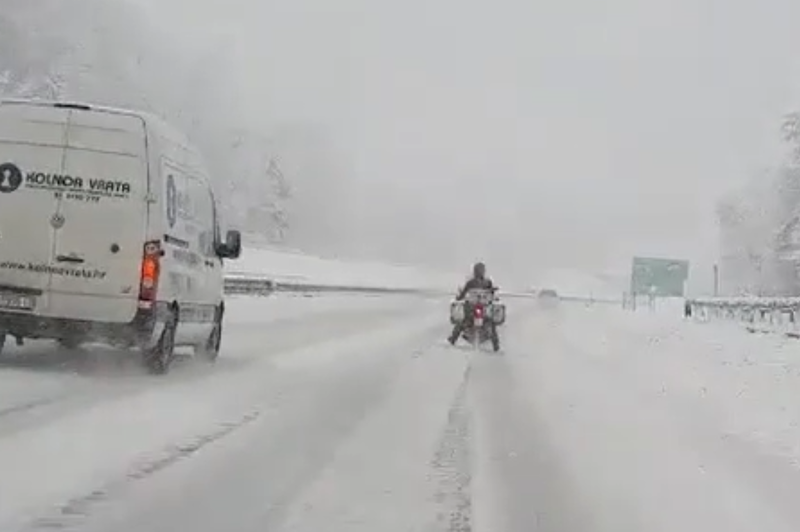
[562,295,620,304]
[687,296,800,338]
[223,273,449,296]
[223,274,613,305]
[223,275,276,296]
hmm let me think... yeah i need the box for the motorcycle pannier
[450,301,465,325]
[492,302,506,325]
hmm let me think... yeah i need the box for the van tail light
[138,241,162,308]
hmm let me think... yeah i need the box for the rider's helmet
[473,261,486,279]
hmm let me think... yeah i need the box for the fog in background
[4,0,800,289]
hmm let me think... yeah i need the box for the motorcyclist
[448,262,495,344]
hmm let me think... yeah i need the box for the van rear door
[47,108,148,323]
[0,103,68,312]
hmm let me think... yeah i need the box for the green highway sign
[630,256,690,297]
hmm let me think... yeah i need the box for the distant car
[538,289,559,300]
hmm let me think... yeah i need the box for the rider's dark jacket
[455,277,495,301]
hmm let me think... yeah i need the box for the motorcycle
[450,288,505,352]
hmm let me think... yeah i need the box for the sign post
[713,264,719,297]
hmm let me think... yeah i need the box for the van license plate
[0,293,35,311]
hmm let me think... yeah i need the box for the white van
[0,100,242,374]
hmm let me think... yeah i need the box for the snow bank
[226,244,459,290]
[535,268,619,299]
[226,242,616,299]
[509,306,800,531]
[591,307,800,469]
[627,296,686,316]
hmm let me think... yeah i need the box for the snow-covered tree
[0,1,379,254]
[717,110,800,296]
[782,111,800,163]
[0,3,72,99]
[264,159,291,242]
[0,0,281,236]
[266,123,356,253]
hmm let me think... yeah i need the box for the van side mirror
[216,230,242,259]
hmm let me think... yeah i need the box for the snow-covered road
[3,296,800,531]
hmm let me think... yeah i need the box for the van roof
[1,98,217,192]
[0,98,189,144]
[1,98,150,120]
[2,98,206,157]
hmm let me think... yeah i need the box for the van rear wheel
[195,307,222,363]
[144,310,177,375]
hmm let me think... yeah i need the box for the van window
[186,177,215,258]
[210,190,221,250]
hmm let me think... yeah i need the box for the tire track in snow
[430,362,473,532]
[0,395,67,418]
[468,312,610,532]
[0,302,422,442]
[21,409,262,531]
[0,363,233,441]
[3,300,446,532]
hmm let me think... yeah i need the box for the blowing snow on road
[2,295,800,531]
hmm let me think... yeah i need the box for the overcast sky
[138,0,800,284]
